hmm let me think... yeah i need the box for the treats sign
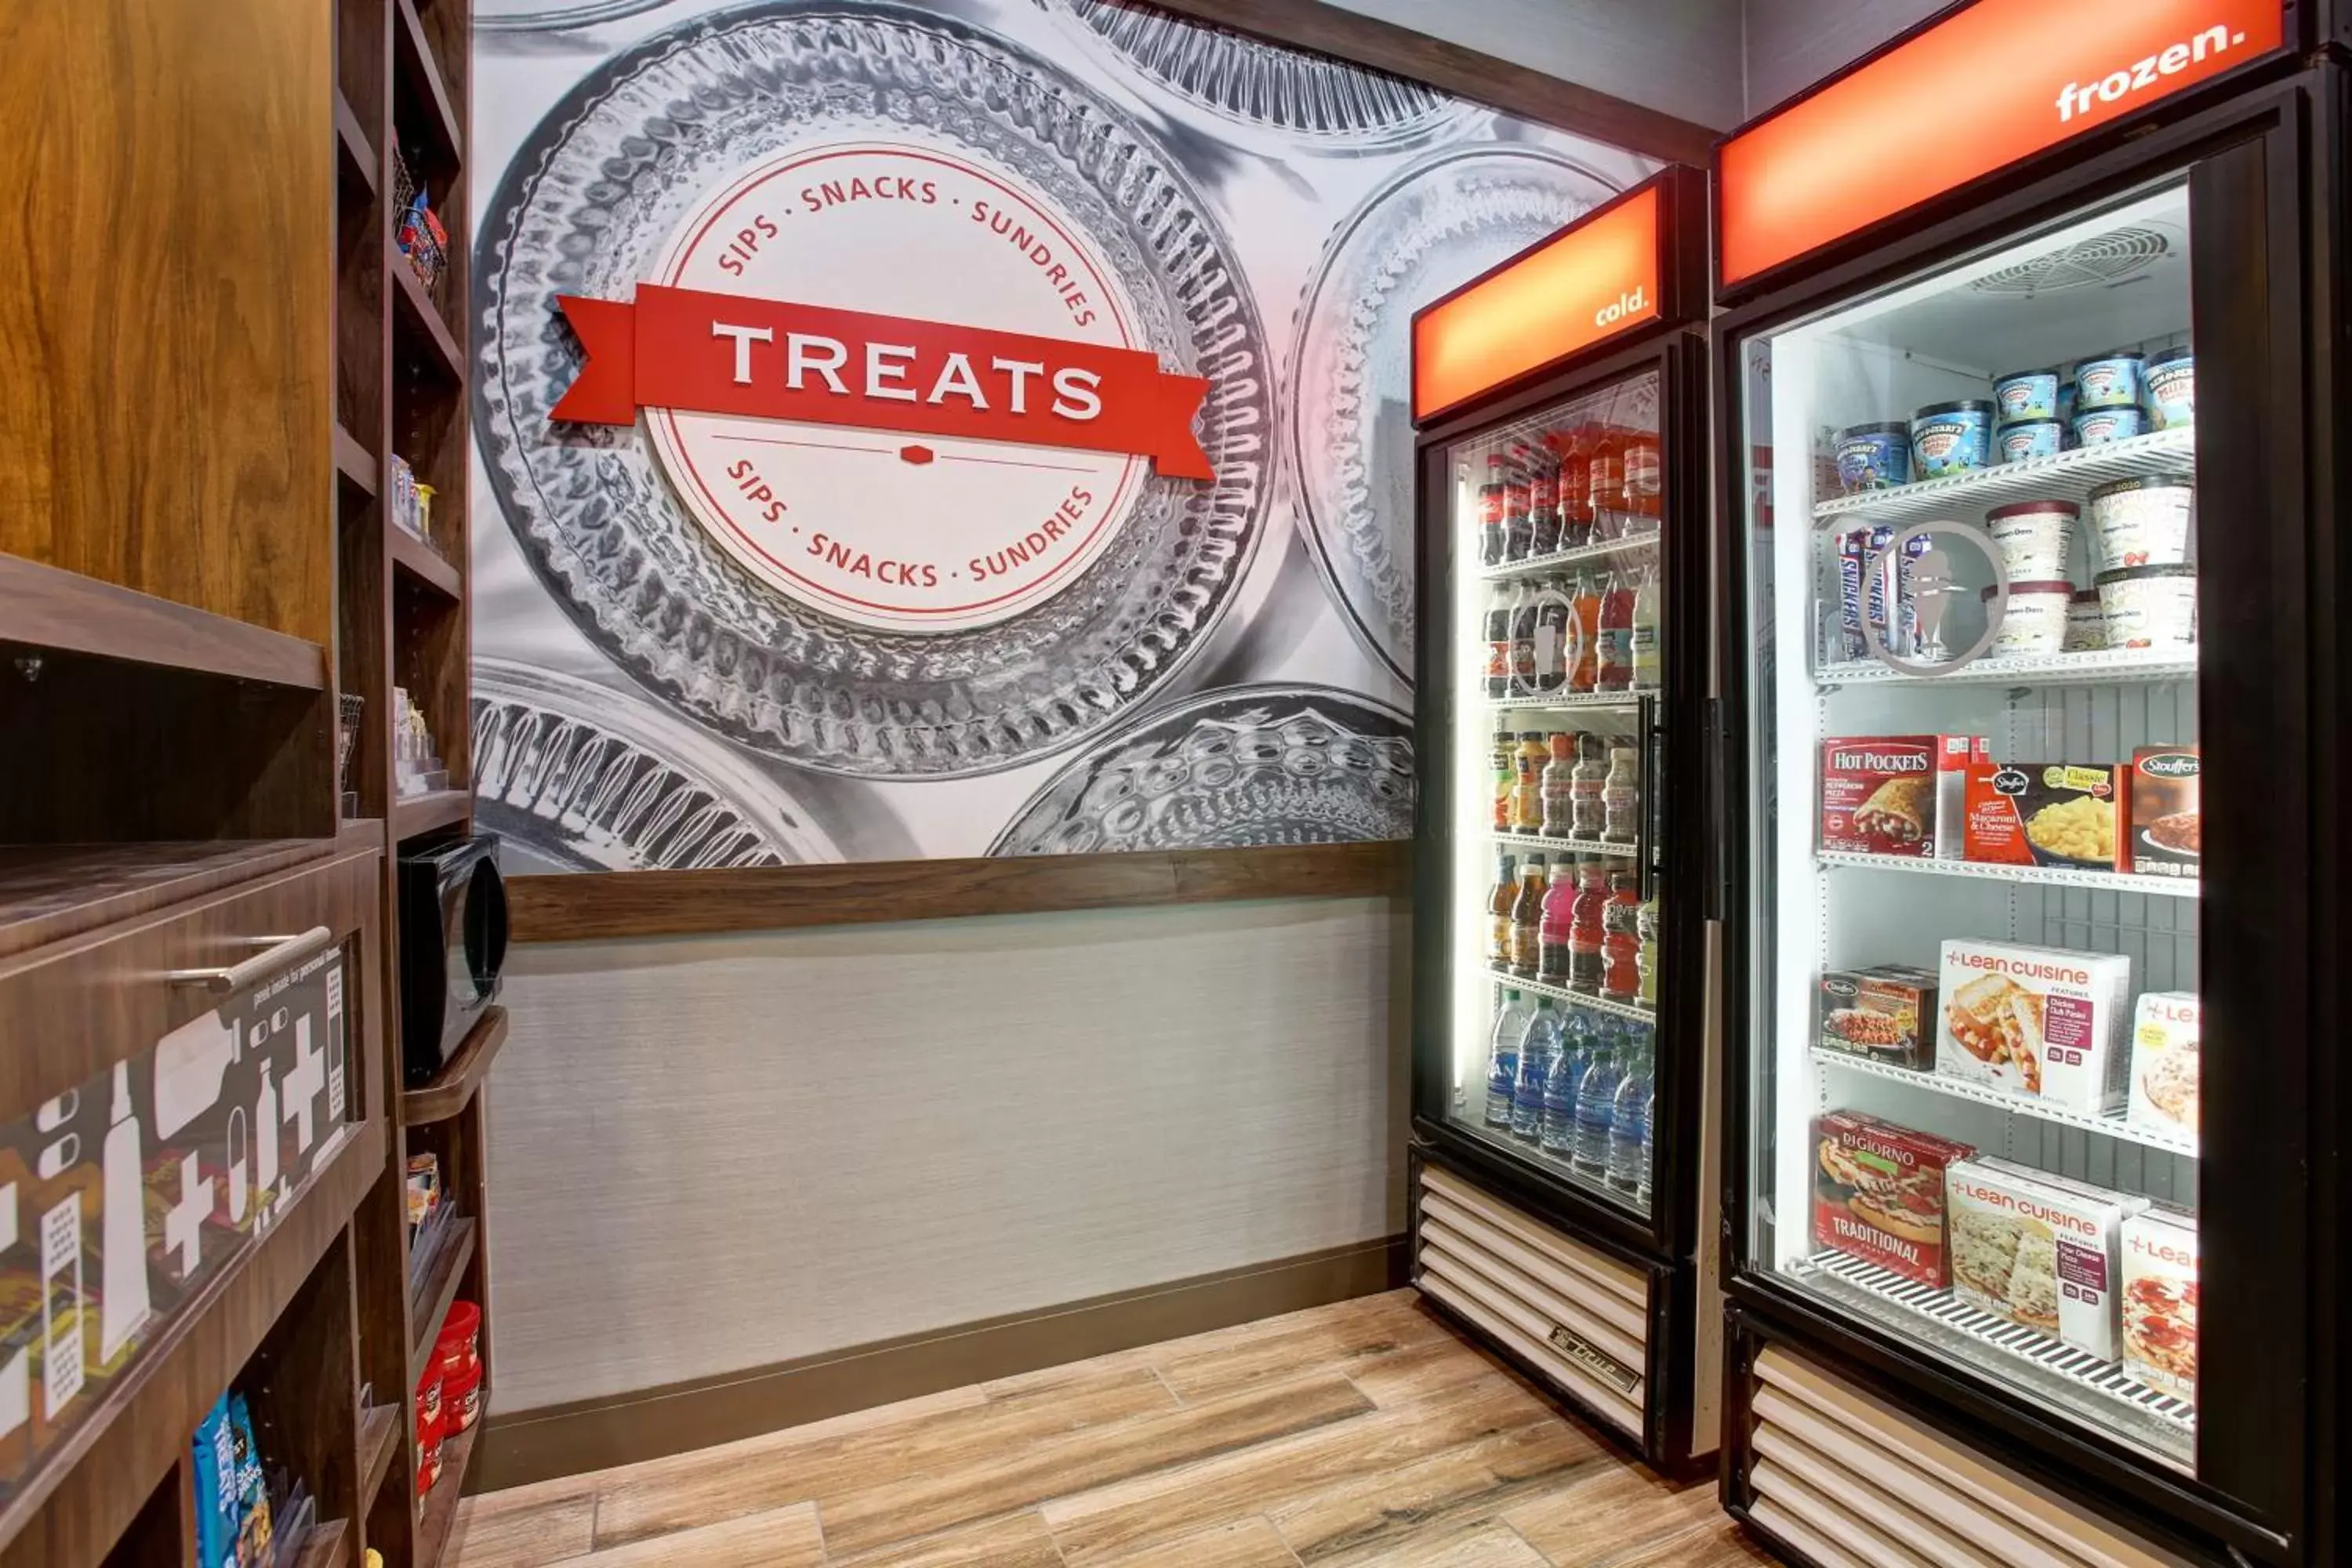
[552,289,1214,481]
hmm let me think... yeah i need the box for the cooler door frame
[1712,74,2328,1563]
[1409,325,1714,1267]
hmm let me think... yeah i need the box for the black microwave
[397,832,509,1086]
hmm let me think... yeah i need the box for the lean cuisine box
[2128,992,2201,1138]
[1820,735,1986,858]
[1812,1111,1975,1287]
[2121,1207,2199,1402]
[1947,1157,2144,1359]
[1938,940,2134,1114]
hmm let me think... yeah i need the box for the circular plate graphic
[476,2,1273,779]
[988,683,1413,854]
[472,659,838,872]
[475,0,671,30]
[1290,147,1629,685]
[1051,0,1472,145]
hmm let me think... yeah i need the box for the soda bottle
[1510,732,1547,834]
[1534,576,1573,693]
[1573,1017,1622,1175]
[1570,735,1607,840]
[1608,1022,1653,1193]
[1537,856,1577,985]
[1509,856,1547,978]
[1539,732,1576,837]
[1485,989,1531,1127]
[1487,853,1517,969]
[1491,727,1515,831]
[1567,855,1608,994]
[1568,570,1602,693]
[1559,426,1595,550]
[1636,891,1660,1005]
[1507,577,1539,695]
[1630,560,1663,690]
[1596,568,1635,692]
[1512,998,1560,1142]
[1623,428,1661,531]
[1483,583,1512,699]
[1478,454,1507,566]
[1602,872,1642,1001]
[1527,439,1563,556]
[1541,1007,1591,1156]
[1588,427,1625,544]
[1603,746,1641,844]
[1502,449,1533,563]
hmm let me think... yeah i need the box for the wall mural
[469,0,1654,870]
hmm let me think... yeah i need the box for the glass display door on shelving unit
[1441,368,1669,1221]
[1739,178,2211,1472]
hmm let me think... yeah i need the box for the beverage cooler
[1404,166,1722,1472]
[1709,4,2347,1565]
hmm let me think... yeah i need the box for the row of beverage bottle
[1482,565,1660,699]
[1484,989,1655,1200]
[1475,426,1663,567]
[1490,852,1657,1004]
[1494,728,1641,841]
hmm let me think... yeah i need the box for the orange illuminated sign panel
[1413,183,1664,424]
[1719,0,2285,289]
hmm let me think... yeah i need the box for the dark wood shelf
[0,553,328,691]
[335,421,378,499]
[414,1421,480,1566]
[0,839,336,960]
[392,0,464,168]
[407,1217,477,1383]
[393,788,470,841]
[388,247,464,384]
[334,90,377,198]
[390,525,462,599]
[296,1517,352,1568]
[358,1403,401,1513]
[405,1007,509,1125]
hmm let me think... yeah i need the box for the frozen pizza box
[1945,1157,2145,1361]
[1820,735,1986,859]
[1811,1110,1976,1288]
[2120,1207,2198,1403]
[1938,940,2133,1115]
[2127,992,2201,1139]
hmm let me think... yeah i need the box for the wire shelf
[1476,531,1660,581]
[1488,690,1652,713]
[1815,647,2198,690]
[1811,427,2195,528]
[1813,1050,2197,1156]
[1817,851,2196,899]
[1491,830,1639,859]
[1483,968,1655,1025]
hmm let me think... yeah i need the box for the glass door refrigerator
[1405,165,1721,1473]
[1711,4,2345,1564]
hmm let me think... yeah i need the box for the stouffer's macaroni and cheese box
[2120,1207,2198,1403]
[1962,763,2126,871]
[1945,1157,2145,1361]
[1811,1111,1975,1287]
[2125,746,2200,877]
[1937,940,2134,1114]
[1820,735,1986,859]
[2128,991,2201,1138]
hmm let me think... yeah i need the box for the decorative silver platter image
[474,1,1274,779]
[471,659,839,872]
[1289,147,1628,686]
[989,682,1412,854]
[475,0,673,29]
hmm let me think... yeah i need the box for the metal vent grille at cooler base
[1413,1163,1650,1439]
[1744,1345,2198,1568]
[1968,227,2171,295]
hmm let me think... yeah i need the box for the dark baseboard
[470,1235,1409,1493]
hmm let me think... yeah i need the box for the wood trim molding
[470,1235,1408,1491]
[1134,0,1720,165]
[506,840,1413,942]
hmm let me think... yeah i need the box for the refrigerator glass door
[1443,368,1666,1220]
[1739,178,2204,1472]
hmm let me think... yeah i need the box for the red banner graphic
[551,286,1214,480]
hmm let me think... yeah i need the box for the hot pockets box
[1938,940,2133,1114]
[1946,1157,2144,1360]
[2120,1207,2198,1402]
[1820,735,1985,859]
[1812,1111,1975,1288]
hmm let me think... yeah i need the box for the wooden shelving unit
[405,1007,510,1125]
[0,554,328,691]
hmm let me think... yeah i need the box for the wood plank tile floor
[449,1290,1773,1568]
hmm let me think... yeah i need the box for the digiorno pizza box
[1946,1157,2143,1360]
[2120,1207,2198,1403]
[1812,1110,1975,1288]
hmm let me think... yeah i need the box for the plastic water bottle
[1639,1088,1656,1206]
[1512,1000,1561,1142]
[1541,1007,1591,1156]
[1573,1017,1622,1176]
[1609,1022,1654,1194]
[1485,990,1532,1128]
